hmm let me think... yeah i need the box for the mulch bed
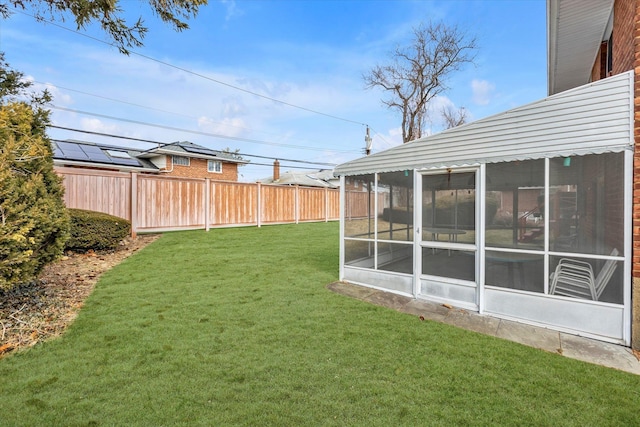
[0,234,160,357]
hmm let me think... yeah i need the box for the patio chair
[549,248,619,301]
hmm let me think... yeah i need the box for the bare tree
[364,22,477,143]
[441,105,468,129]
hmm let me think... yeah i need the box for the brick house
[334,0,640,348]
[53,140,246,181]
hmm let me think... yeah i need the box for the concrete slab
[402,299,450,322]
[496,320,561,354]
[560,334,640,374]
[362,290,412,311]
[443,309,501,336]
[326,282,376,301]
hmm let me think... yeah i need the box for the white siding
[335,71,633,176]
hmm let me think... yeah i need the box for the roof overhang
[138,148,248,164]
[53,159,159,173]
[547,0,614,95]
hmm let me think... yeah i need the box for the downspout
[160,155,174,173]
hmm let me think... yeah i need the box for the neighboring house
[259,160,339,188]
[334,0,640,349]
[53,140,247,181]
[52,140,247,181]
[137,141,246,180]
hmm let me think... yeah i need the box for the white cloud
[80,118,119,134]
[220,0,243,21]
[21,76,74,105]
[371,126,402,152]
[471,79,495,105]
[198,116,247,138]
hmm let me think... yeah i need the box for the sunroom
[335,71,633,345]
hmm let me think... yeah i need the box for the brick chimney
[273,159,280,181]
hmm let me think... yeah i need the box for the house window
[172,155,190,166]
[208,160,222,173]
[603,11,613,77]
[606,33,613,75]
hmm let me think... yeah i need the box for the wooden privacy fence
[57,167,340,235]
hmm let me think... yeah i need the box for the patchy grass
[1,222,639,426]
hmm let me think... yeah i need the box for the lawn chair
[549,248,619,301]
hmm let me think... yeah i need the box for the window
[172,155,190,166]
[603,11,613,76]
[208,160,222,173]
[606,33,613,75]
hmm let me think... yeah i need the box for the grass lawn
[1,222,639,425]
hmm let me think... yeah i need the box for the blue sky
[1,0,547,181]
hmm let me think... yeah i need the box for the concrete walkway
[327,281,640,375]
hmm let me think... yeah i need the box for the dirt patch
[0,234,160,357]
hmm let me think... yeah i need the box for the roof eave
[53,159,159,173]
[547,0,614,95]
[137,149,248,164]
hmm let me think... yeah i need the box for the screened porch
[336,72,633,345]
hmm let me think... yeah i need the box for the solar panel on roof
[180,145,218,156]
[81,144,113,164]
[52,145,64,159]
[50,140,156,169]
[56,141,90,161]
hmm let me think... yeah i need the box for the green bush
[0,104,70,290]
[66,209,130,252]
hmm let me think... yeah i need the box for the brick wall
[163,156,239,181]
[612,0,635,74]
[590,1,635,81]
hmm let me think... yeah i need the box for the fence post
[325,187,329,222]
[130,172,138,238]
[295,185,299,224]
[204,178,210,232]
[256,182,262,228]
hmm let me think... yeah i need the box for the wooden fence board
[210,181,257,225]
[298,187,325,221]
[137,175,205,229]
[260,185,296,223]
[55,167,339,233]
[57,167,131,220]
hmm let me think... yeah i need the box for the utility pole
[365,126,372,156]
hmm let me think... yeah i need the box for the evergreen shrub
[66,209,131,252]
[0,103,69,290]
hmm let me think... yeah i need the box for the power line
[14,8,368,127]
[49,105,358,154]
[34,81,196,119]
[51,136,321,171]
[49,125,158,144]
[48,125,337,167]
[33,79,355,150]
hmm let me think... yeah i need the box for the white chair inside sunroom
[549,248,619,301]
